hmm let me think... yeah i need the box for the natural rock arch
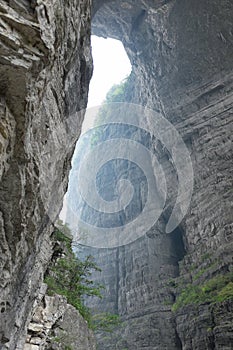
[82,1,233,349]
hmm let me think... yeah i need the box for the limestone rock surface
[0,0,92,348]
[23,285,96,350]
[69,0,233,349]
[1,0,233,349]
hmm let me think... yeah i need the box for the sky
[60,35,131,221]
[82,35,132,132]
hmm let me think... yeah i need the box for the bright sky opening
[82,35,132,132]
[60,36,131,221]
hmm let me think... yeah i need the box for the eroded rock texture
[23,285,95,350]
[1,0,233,349]
[76,0,233,349]
[0,0,92,348]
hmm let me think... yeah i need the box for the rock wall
[76,0,233,349]
[1,0,233,349]
[0,0,93,349]
[23,285,95,350]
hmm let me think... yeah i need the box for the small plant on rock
[45,223,103,325]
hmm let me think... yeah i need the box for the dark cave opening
[170,226,186,264]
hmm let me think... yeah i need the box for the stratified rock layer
[0,0,92,348]
[0,0,233,349]
[75,0,233,349]
[23,285,96,350]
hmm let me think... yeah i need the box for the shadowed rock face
[23,289,96,350]
[0,0,233,349]
[0,0,93,348]
[76,0,233,348]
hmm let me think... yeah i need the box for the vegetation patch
[193,261,218,281]
[89,77,130,148]
[45,222,121,332]
[92,313,121,332]
[52,332,74,350]
[45,224,103,325]
[172,271,233,311]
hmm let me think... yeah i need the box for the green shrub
[172,272,233,311]
[45,225,103,325]
[192,260,218,281]
[45,222,122,331]
[216,282,233,302]
[45,221,120,332]
[91,313,121,332]
[193,267,208,281]
[93,76,130,128]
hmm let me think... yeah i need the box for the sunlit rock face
[76,0,233,348]
[0,0,92,348]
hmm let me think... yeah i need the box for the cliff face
[23,288,96,350]
[0,0,93,349]
[1,0,233,349]
[72,0,233,349]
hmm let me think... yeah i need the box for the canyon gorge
[0,0,233,349]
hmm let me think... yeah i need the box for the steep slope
[0,0,93,348]
[68,0,233,349]
[1,0,233,349]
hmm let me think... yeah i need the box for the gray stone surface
[1,0,233,349]
[71,0,233,349]
[176,301,233,350]
[0,0,92,348]
[23,289,96,350]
